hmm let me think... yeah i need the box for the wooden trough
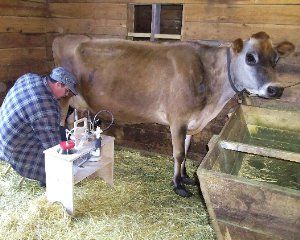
[197,105,300,240]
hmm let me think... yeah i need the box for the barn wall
[45,2,128,50]
[0,0,52,104]
[182,0,300,89]
[1,1,299,160]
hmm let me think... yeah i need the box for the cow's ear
[232,38,243,53]
[275,41,295,58]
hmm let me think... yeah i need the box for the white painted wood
[90,137,114,187]
[154,34,181,39]
[74,157,113,184]
[45,154,74,214]
[127,32,151,38]
[92,162,114,187]
[127,32,181,40]
[44,134,115,215]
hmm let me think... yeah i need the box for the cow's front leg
[180,159,196,186]
[170,124,192,197]
[180,135,196,186]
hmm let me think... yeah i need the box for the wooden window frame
[127,4,182,41]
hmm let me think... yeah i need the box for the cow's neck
[206,47,236,103]
[187,46,236,135]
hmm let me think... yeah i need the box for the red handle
[59,140,75,150]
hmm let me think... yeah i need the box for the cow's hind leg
[170,124,192,197]
[181,135,196,186]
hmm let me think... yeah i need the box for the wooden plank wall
[0,0,52,103]
[46,3,127,41]
[182,0,300,89]
[45,1,128,71]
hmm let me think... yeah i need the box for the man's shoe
[39,181,46,188]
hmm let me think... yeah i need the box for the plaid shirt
[0,73,61,183]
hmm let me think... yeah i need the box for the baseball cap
[49,67,78,95]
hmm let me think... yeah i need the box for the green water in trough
[233,153,300,191]
[235,124,300,190]
[213,124,300,190]
[247,124,300,153]
[213,151,300,191]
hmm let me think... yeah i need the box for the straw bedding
[0,148,215,240]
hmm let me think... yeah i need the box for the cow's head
[230,32,295,98]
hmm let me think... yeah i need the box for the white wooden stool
[44,135,114,215]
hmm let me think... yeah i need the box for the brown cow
[53,32,294,197]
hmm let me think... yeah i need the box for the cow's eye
[272,55,280,68]
[246,53,257,65]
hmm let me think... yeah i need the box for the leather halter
[226,47,241,94]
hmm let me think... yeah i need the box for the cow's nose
[267,86,284,98]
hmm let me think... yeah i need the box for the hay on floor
[0,148,215,240]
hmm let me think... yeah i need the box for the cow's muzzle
[267,86,284,98]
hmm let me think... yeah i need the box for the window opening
[128,4,183,41]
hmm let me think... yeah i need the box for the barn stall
[0,0,299,239]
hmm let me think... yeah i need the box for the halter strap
[226,48,240,94]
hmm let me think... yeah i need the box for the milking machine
[57,110,114,167]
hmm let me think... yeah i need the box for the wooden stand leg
[45,156,74,215]
[94,162,114,187]
[95,136,114,187]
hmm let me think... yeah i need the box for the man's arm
[31,113,61,150]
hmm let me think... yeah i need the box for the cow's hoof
[182,177,196,186]
[173,185,193,198]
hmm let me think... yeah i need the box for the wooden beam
[127,32,151,38]
[48,3,127,19]
[0,16,46,33]
[46,0,300,3]
[127,4,135,33]
[0,47,46,65]
[255,0,300,4]
[185,4,300,25]
[219,140,300,163]
[154,33,181,39]
[127,32,181,40]
[24,0,46,2]
[0,33,46,49]
[0,1,46,17]
[182,22,300,46]
[46,18,127,36]
[151,4,161,42]
[0,61,53,83]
